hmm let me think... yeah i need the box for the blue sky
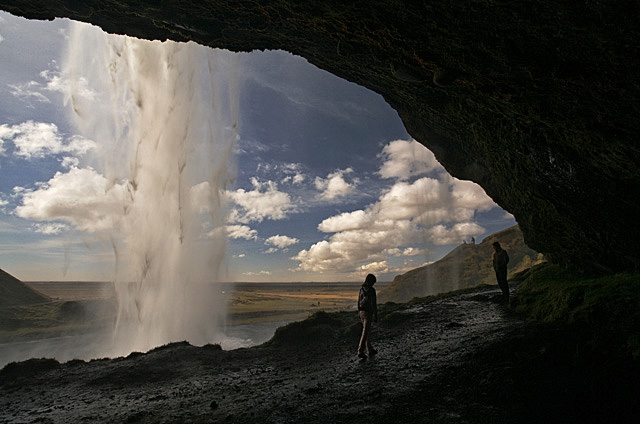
[0,12,515,283]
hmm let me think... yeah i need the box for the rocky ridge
[381,225,543,303]
[2,284,637,423]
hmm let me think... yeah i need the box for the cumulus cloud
[378,139,442,180]
[227,224,258,240]
[317,210,371,233]
[14,167,127,233]
[227,178,297,224]
[61,156,80,169]
[282,172,306,185]
[424,222,486,245]
[257,162,306,186]
[314,168,358,200]
[357,261,391,276]
[265,234,299,249]
[293,141,498,274]
[0,121,96,159]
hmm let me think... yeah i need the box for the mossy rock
[266,311,346,347]
[0,358,61,384]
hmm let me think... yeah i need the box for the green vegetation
[0,300,116,342]
[0,358,61,383]
[228,285,357,325]
[264,310,353,347]
[514,263,640,359]
[0,269,49,308]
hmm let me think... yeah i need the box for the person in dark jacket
[492,241,510,302]
[357,273,378,359]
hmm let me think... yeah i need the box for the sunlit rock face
[2,0,639,273]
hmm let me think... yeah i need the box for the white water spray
[63,22,239,356]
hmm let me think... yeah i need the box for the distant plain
[24,281,378,325]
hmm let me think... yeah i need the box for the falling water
[63,22,239,356]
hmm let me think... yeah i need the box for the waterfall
[63,22,239,356]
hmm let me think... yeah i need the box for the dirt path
[0,285,636,423]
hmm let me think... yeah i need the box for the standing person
[357,273,378,359]
[492,241,510,302]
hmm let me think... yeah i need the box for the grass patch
[0,358,61,385]
[0,299,116,342]
[407,284,494,306]
[514,263,640,359]
[263,310,351,347]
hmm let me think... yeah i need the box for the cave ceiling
[2,0,639,273]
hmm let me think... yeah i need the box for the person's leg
[358,311,370,356]
[496,269,509,300]
[367,336,376,355]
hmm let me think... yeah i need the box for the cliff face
[381,225,543,303]
[2,0,638,273]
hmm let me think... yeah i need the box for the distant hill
[379,225,544,303]
[0,269,49,308]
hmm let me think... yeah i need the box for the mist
[60,22,240,358]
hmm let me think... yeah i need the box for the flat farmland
[226,283,372,325]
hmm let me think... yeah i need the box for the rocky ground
[1,285,638,423]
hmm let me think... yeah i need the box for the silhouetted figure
[492,241,510,302]
[357,273,378,359]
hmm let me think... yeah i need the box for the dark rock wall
[2,0,639,273]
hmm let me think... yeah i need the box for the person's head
[364,273,377,287]
[492,241,501,251]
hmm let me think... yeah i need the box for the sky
[0,11,515,283]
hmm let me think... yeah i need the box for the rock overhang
[1,0,638,273]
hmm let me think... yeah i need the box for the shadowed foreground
[1,284,638,423]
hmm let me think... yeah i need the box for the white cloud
[7,66,97,106]
[33,223,68,235]
[292,173,305,184]
[0,121,96,159]
[293,148,498,274]
[425,222,486,245]
[41,69,98,101]
[317,209,371,233]
[265,234,299,249]
[449,177,496,211]
[314,168,358,200]
[61,156,80,169]
[358,261,391,275]
[402,247,426,256]
[243,270,271,276]
[227,224,258,240]
[227,178,297,223]
[8,81,51,103]
[378,139,443,180]
[282,172,306,185]
[14,167,127,233]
